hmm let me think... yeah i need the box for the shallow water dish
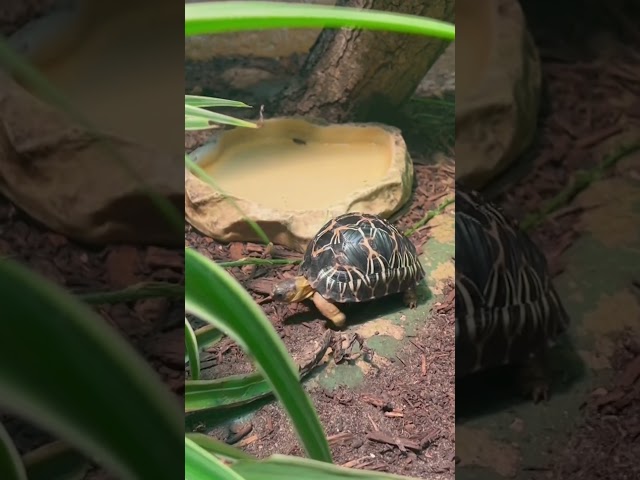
[185,118,414,253]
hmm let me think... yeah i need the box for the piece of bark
[277,0,454,123]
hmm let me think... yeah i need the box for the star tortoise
[272,212,426,328]
[455,183,570,397]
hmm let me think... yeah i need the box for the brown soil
[544,330,640,480]
[185,153,455,478]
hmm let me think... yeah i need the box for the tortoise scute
[455,184,571,376]
[302,212,425,303]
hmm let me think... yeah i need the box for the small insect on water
[272,212,425,328]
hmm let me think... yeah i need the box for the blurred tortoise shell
[455,184,570,376]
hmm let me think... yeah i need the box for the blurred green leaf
[0,259,183,479]
[0,421,27,480]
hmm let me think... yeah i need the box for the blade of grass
[185,319,201,380]
[0,259,183,479]
[185,95,253,109]
[185,248,332,462]
[184,324,224,363]
[185,436,244,480]
[185,105,258,128]
[185,371,270,412]
[22,441,89,480]
[186,433,254,461]
[185,2,455,40]
[0,421,27,480]
[77,281,183,304]
[231,454,422,479]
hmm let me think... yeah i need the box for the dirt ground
[456,1,640,479]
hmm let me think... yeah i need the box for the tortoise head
[272,276,314,303]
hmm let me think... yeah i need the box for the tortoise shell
[300,212,425,303]
[455,184,570,376]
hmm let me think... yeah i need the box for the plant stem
[218,258,300,268]
[521,142,640,232]
[78,282,184,304]
[404,197,455,236]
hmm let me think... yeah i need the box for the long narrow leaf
[22,441,89,480]
[185,105,258,128]
[231,454,422,479]
[186,433,254,461]
[184,249,332,463]
[185,371,271,412]
[185,319,201,380]
[185,95,252,109]
[0,421,27,480]
[185,2,455,40]
[185,436,244,480]
[0,259,183,479]
[184,324,224,363]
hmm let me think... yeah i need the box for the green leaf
[184,324,224,363]
[0,259,183,479]
[232,454,422,479]
[0,421,27,480]
[185,318,201,380]
[186,433,254,461]
[185,2,455,40]
[185,371,272,412]
[184,248,332,463]
[185,95,252,109]
[185,105,258,128]
[185,436,244,480]
[186,115,220,130]
[194,324,224,349]
[22,441,90,480]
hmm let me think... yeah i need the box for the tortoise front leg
[312,292,346,328]
[402,285,418,309]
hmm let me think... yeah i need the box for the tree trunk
[277,0,455,123]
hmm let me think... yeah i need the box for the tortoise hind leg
[517,350,550,404]
[402,285,418,309]
[312,292,346,328]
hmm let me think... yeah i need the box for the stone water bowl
[185,118,414,253]
[2,2,183,246]
[455,0,541,189]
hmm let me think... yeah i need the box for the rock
[455,0,541,189]
[0,72,182,247]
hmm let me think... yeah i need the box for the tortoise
[272,212,425,328]
[455,183,570,400]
